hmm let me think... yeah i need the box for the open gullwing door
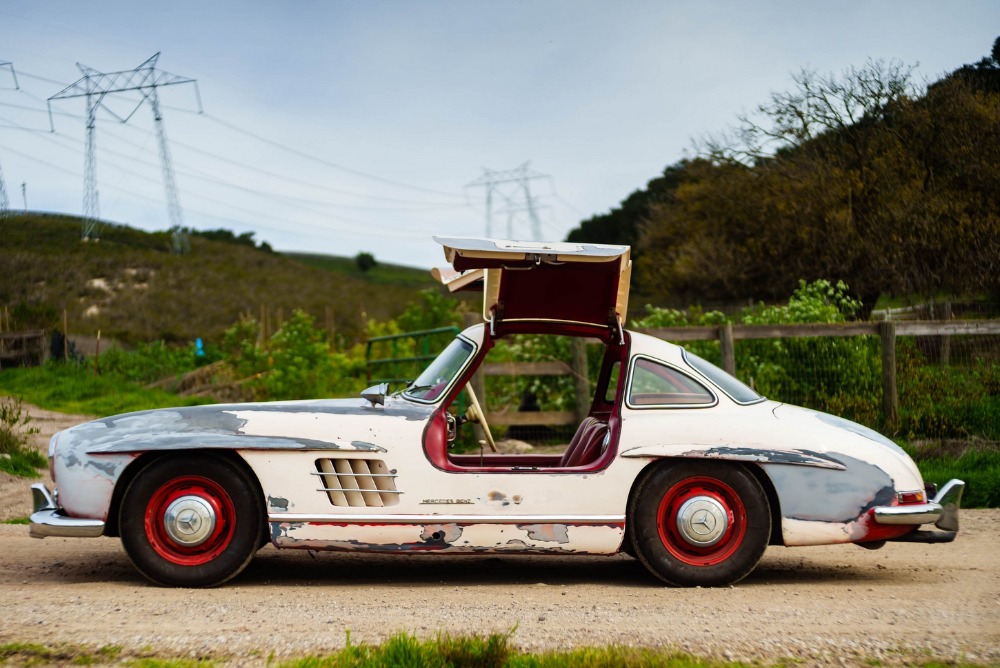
[434,236,631,331]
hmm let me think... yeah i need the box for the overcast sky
[1,2,996,268]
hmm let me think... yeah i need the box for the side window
[628,357,715,407]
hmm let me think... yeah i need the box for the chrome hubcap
[163,495,216,546]
[676,495,728,547]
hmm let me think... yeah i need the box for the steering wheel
[463,383,497,452]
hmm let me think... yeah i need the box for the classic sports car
[30,237,964,588]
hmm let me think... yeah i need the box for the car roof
[434,236,632,330]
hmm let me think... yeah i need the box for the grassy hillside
[286,252,439,288]
[0,213,434,346]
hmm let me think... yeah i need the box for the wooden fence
[641,320,1000,428]
[0,330,47,369]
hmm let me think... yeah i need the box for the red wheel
[144,475,237,567]
[631,462,770,587]
[120,455,264,587]
[655,476,747,566]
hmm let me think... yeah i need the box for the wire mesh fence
[645,321,1000,440]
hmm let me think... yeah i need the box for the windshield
[682,349,764,404]
[402,337,475,402]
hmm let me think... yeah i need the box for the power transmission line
[47,52,201,250]
[11,65,482,209]
[466,162,553,240]
[201,114,468,201]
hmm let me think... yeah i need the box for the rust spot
[487,491,510,506]
[518,523,570,544]
[419,523,464,543]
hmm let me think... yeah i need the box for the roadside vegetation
[632,280,1000,443]
[0,396,46,477]
[0,632,992,668]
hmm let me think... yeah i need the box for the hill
[0,213,437,346]
[565,42,1000,312]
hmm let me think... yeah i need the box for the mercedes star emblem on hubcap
[676,495,729,547]
[163,495,217,547]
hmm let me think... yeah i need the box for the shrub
[0,396,46,477]
[633,280,881,424]
[220,310,369,401]
[99,340,205,385]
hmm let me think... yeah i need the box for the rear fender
[619,444,846,470]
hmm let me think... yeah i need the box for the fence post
[570,337,590,421]
[879,320,898,430]
[720,323,736,375]
[940,301,951,366]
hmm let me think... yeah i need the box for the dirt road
[2,403,998,666]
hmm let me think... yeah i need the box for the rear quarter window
[627,357,716,408]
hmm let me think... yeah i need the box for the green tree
[355,251,377,272]
[639,57,1000,310]
[566,162,688,250]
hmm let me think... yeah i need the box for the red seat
[559,417,608,468]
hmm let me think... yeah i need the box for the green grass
[0,450,46,478]
[1,633,994,668]
[0,642,122,666]
[0,363,211,417]
[286,252,439,288]
[2,517,29,525]
[0,395,47,478]
[912,450,1000,508]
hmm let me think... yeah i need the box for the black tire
[119,454,265,587]
[630,461,770,587]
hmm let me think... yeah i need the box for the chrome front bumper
[871,479,965,543]
[29,484,105,539]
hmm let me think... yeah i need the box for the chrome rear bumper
[29,484,105,539]
[871,479,965,543]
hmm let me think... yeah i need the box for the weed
[0,396,45,478]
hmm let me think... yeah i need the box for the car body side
[41,325,928,554]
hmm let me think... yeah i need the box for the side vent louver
[313,458,400,507]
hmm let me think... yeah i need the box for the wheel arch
[105,448,265,538]
[624,456,784,549]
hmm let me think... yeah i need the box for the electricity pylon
[0,60,18,221]
[0,158,9,221]
[47,53,202,250]
[466,162,552,240]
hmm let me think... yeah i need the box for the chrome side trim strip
[268,513,625,525]
[315,488,404,494]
